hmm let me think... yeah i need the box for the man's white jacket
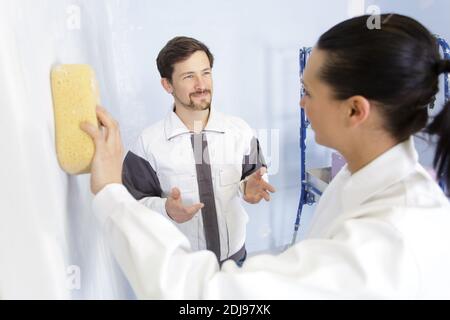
[121,108,265,261]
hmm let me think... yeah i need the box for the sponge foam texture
[51,64,100,175]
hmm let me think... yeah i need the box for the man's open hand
[165,187,204,223]
[243,167,276,204]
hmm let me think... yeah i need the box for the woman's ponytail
[427,59,450,194]
[436,59,450,75]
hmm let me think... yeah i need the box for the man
[121,37,275,265]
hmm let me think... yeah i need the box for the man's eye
[184,75,193,79]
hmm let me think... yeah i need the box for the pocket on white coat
[219,169,241,186]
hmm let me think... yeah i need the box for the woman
[82,14,450,299]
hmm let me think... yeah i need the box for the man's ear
[161,78,173,94]
[344,95,371,127]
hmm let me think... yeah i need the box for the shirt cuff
[238,178,247,197]
[158,197,170,218]
[92,183,136,226]
[138,196,169,218]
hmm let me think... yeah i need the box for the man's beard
[176,90,212,111]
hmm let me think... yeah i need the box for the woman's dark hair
[317,13,450,191]
[156,36,214,81]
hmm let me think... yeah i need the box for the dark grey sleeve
[241,137,267,180]
[122,151,163,200]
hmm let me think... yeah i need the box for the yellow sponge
[50,64,100,175]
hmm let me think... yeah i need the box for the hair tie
[436,59,450,75]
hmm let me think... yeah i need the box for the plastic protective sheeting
[0,0,133,299]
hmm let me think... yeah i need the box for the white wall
[0,0,134,299]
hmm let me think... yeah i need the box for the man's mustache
[190,90,211,97]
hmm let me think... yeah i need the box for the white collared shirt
[95,137,450,299]
[122,108,265,261]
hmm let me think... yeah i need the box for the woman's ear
[161,78,173,94]
[344,95,371,127]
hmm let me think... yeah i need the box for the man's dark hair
[156,36,214,81]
